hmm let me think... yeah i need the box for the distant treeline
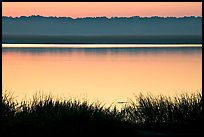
[3,16,202,36]
[2,16,202,44]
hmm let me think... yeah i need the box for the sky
[2,2,202,18]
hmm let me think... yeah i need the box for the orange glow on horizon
[2,2,202,18]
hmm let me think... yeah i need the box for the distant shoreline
[2,35,202,44]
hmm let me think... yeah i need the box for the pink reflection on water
[2,46,202,106]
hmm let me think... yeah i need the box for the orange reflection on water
[2,47,202,106]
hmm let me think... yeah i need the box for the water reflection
[2,46,202,106]
[2,47,202,55]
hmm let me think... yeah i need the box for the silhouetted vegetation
[1,91,202,136]
[121,93,203,134]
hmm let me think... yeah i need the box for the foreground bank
[2,92,202,136]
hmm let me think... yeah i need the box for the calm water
[2,44,202,106]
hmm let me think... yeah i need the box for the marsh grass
[121,92,202,124]
[120,92,203,135]
[1,91,202,136]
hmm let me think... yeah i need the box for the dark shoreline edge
[2,35,202,44]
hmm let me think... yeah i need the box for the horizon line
[2,15,202,19]
[2,44,202,48]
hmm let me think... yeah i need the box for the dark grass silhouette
[1,91,202,136]
[121,93,203,135]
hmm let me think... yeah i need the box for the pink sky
[2,2,202,18]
